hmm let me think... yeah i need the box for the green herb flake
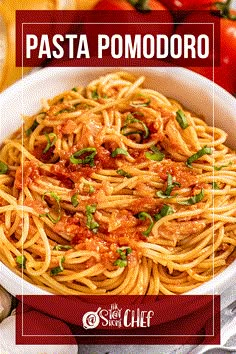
[113,259,127,267]
[40,191,61,224]
[121,113,149,139]
[114,247,132,268]
[86,204,99,233]
[53,245,72,251]
[16,255,26,269]
[55,108,74,115]
[137,212,154,237]
[123,130,144,137]
[213,161,233,171]
[89,185,94,193]
[156,173,181,199]
[111,148,128,158]
[130,97,151,107]
[145,145,165,162]
[50,256,65,276]
[211,182,220,190]
[72,87,78,92]
[116,169,132,178]
[43,133,57,154]
[179,189,205,205]
[25,120,39,136]
[176,110,189,129]
[86,204,97,214]
[84,184,95,194]
[186,146,212,168]
[70,147,97,167]
[71,193,79,207]
[0,161,8,174]
[91,90,99,100]
[154,205,174,221]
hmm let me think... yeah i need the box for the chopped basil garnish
[53,245,72,251]
[25,120,39,136]
[186,146,212,168]
[55,108,74,115]
[40,192,61,224]
[114,247,132,268]
[130,97,151,107]
[74,102,88,109]
[179,189,205,205]
[84,184,94,194]
[211,182,220,190]
[145,145,165,161]
[116,169,132,178]
[91,90,99,100]
[176,110,189,129]
[154,205,174,221]
[111,148,128,158]
[89,185,94,193]
[86,204,97,213]
[0,161,8,174]
[70,147,97,167]
[213,161,233,171]
[72,87,78,92]
[71,193,79,207]
[156,173,181,199]
[137,211,154,237]
[123,130,144,137]
[121,113,149,139]
[113,259,127,267]
[50,256,65,276]
[86,204,99,233]
[16,255,26,269]
[43,133,57,153]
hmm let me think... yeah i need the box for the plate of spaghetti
[0,67,235,296]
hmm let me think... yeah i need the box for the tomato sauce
[95,146,118,169]
[57,119,77,135]
[152,159,197,188]
[14,161,40,189]
[68,211,142,269]
[24,197,45,214]
[32,144,55,163]
[51,160,94,187]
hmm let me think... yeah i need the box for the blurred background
[0,0,236,94]
[0,0,100,91]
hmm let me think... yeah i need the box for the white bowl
[0,66,235,296]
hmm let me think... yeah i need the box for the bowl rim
[1,65,236,104]
[0,66,235,296]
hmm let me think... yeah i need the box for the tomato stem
[214,0,236,20]
[136,0,151,12]
[127,0,151,12]
[126,0,136,7]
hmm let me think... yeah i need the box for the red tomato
[187,66,236,94]
[220,11,236,73]
[146,0,171,10]
[92,0,174,38]
[176,8,236,94]
[159,0,213,10]
[93,0,134,10]
[94,0,169,11]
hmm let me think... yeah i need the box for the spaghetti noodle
[0,71,235,295]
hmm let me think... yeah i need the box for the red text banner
[16,295,220,345]
[15,10,220,68]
